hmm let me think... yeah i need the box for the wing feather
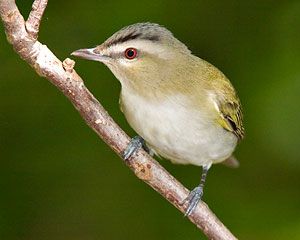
[210,78,245,140]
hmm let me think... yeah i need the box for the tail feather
[222,155,240,168]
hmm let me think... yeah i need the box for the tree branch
[26,0,48,40]
[0,1,238,239]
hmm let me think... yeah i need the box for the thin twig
[0,1,238,239]
[26,0,48,40]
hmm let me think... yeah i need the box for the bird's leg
[183,164,211,216]
[122,135,150,160]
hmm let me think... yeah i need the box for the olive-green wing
[217,99,244,140]
[212,81,245,141]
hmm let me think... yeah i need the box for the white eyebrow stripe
[107,40,174,60]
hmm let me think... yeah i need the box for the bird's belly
[121,92,237,166]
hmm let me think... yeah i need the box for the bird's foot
[122,136,149,160]
[183,186,203,217]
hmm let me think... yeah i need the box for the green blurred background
[1,0,300,239]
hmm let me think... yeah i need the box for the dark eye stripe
[119,33,142,43]
[106,32,160,47]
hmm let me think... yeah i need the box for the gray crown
[102,22,190,53]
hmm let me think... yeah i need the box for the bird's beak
[71,47,111,63]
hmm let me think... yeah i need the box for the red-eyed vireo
[71,23,244,216]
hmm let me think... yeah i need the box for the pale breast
[120,88,237,166]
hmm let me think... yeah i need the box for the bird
[71,22,244,216]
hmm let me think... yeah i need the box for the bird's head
[71,23,191,91]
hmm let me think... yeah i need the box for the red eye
[124,48,138,59]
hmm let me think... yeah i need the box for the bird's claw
[183,186,203,217]
[122,136,145,160]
